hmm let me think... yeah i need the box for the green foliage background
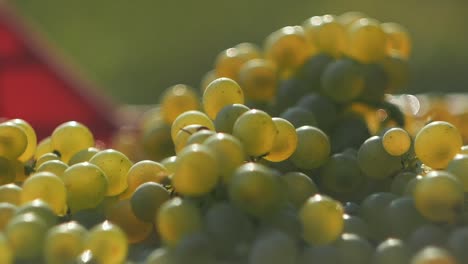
[13,0,468,104]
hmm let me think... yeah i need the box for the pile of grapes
[1,11,468,264]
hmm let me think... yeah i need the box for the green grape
[142,121,175,161]
[203,77,244,120]
[160,155,177,175]
[51,121,95,163]
[71,208,106,230]
[281,171,318,208]
[238,58,278,102]
[35,152,60,168]
[63,162,108,212]
[358,63,388,103]
[0,121,28,160]
[0,157,15,185]
[357,136,402,179]
[290,126,330,170]
[174,124,211,153]
[296,93,338,132]
[89,149,133,196]
[172,144,219,196]
[360,192,397,241]
[248,231,298,264]
[264,118,297,162]
[408,225,448,252]
[159,84,199,124]
[34,136,53,160]
[156,197,202,247]
[9,119,37,162]
[261,205,302,240]
[343,214,370,239]
[413,170,464,223]
[21,171,67,215]
[299,194,344,245]
[390,171,417,195]
[120,160,169,199]
[130,182,170,222]
[170,110,215,141]
[173,232,216,264]
[214,45,260,81]
[404,175,423,197]
[0,203,16,231]
[44,221,87,264]
[321,58,364,103]
[381,22,411,59]
[381,54,410,93]
[203,133,245,183]
[374,238,411,264]
[0,233,13,264]
[0,184,22,205]
[335,233,373,264]
[447,227,468,263]
[229,163,285,218]
[414,121,463,169]
[302,14,348,58]
[279,107,318,128]
[185,129,216,146]
[264,25,314,78]
[214,103,250,134]
[446,154,468,192]
[145,247,176,264]
[84,221,128,264]
[68,147,99,166]
[382,127,412,156]
[386,197,428,240]
[411,247,456,264]
[106,199,153,243]
[15,199,58,228]
[348,18,387,63]
[36,159,69,179]
[300,245,339,264]
[6,212,48,261]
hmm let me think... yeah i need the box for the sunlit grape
[290,126,330,170]
[203,77,244,120]
[44,221,87,264]
[0,121,28,160]
[9,119,37,162]
[84,221,128,264]
[160,84,199,124]
[51,121,95,163]
[382,127,411,156]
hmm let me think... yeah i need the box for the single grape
[214,103,250,134]
[68,147,99,166]
[174,124,211,153]
[411,246,456,264]
[281,171,318,208]
[446,154,468,192]
[15,199,58,228]
[279,107,318,128]
[51,121,95,163]
[84,221,128,264]
[8,119,37,162]
[348,18,387,63]
[248,231,298,264]
[170,110,215,141]
[374,238,411,264]
[0,184,21,205]
[357,136,402,179]
[215,44,260,81]
[0,121,28,160]
[382,127,412,156]
[203,77,244,120]
[35,152,60,168]
[44,221,87,264]
[321,58,364,103]
[381,22,411,59]
[34,136,53,160]
[334,233,373,264]
[343,214,370,239]
[386,197,428,240]
[290,126,330,170]
[238,58,278,102]
[359,192,397,241]
[36,159,69,179]
[186,129,216,146]
[159,84,199,124]
[130,182,170,222]
[119,160,169,199]
[390,171,417,195]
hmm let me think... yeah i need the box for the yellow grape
[200,69,217,93]
[337,11,367,28]
[348,18,387,63]
[214,103,250,134]
[36,160,69,180]
[34,136,53,160]
[160,84,200,124]
[89,149,133,196]
[0,233,12,264]
[381,22,411,59]
[21,172,67,215]
[172,144,219,196]
[0,184,22,205]
[232,109,277,158]
[185,129,216,146]
[63,162,108,213]
[238,59,278,102]
[51,121,95,163]
[156,197,202,247]
[35,152,60,168]
[265,118,298,162]
[215,43,261,81]
[174,124,211,153]
[68,147,99,166]
[203,77,245,120]
[382,127,411,156]
[0,203,16,231]
[290,126,330,169]
[414,121,463,169]
[0,157,15,185]
[0,121,28,160]
[160,155,178,175]
[381,54,410,93]
[44,222,87,264]
[84,221,128,264]
[8,119,37,162]
[447,154,468,192]
[170,110,215,141]
[120,160,169,200]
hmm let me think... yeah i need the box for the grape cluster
[0,11,467,264]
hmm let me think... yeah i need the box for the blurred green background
[13,0,468,104]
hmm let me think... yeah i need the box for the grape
[0,184,21,205]
[390,171,417,195]
[348,18,387,63]
[334,233,373,264]
[290,126,330,170]
[300,245,339,264]
[203,77,244,120]
[145,247,176,264]
[404,175,423,196]
[172,144,219,196]
[279,107,318,128]
[413,170,464,223]
[337,11,367,28]
[321,58,364,103]
[63,162,108,212]
[156,197,202,247]
[296,92,337,131]
[381,22,411,59]
[382,127,412,156]
[263,118,296,162]
[447,227,468,263]
[15,199,58,229]
[374,238,411,264]
[170,110,214,141]
[214,103,250,134]
[200,69,217,93]
[229,163,285,218]
[232,109,277,158]
[344,201,361,215]
[386,197,428,240]
[248,231,298,264]
[302,14,348,58]
[260,204,302,240]
[330,112,371,153]
[174,124,210,153]
[143,122,175,161]
[343,214,371,240]
[51,121,95,163]
[186,129,216,146]
[0,203,16,231]
[89,149,133,196]
[411,246,456,264]
[44,221,87,264]
[71,208,106,230]
[358,63,388,103]
[274,78,310,114]
[238,59,277,102]
[281,171,318,208]
[381,54,410,93]
[357,136,402,179]
[21,171,68,215]
[6,212,48,260]
[34,136,53,160]
[408,225,448,253]
[35,152,60,168]
[173,232,216,264]
[119,160,169,199]
[130,182,170,222]
[106,199,153,243]
[0,121,28,160]
[8,119,37,162]
[36,159,69,179]
[12,159,28,183]
[159,84,199,124]
[0,233,12,264]
[359,192,397,241]
[446,154,468,192]
[160,155,177,175]
[84,221,128,264]
[215,44,260,81]
[68,147,99,166]
[0,157,15,185]
[299,194,344,245]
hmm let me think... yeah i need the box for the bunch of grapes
[0,11,468,264]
